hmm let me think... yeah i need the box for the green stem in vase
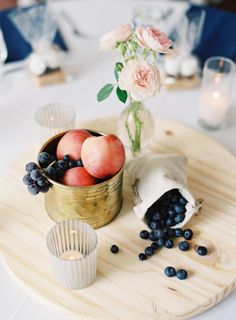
[125,100,142,155]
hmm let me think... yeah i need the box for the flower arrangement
[97,24,173,155]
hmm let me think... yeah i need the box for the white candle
[60,250,84,261]
[198,90,229,128]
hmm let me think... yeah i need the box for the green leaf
[97,84,114,102]
[152,50,157,60]
[114,62,123,81]
[116,87,128,103]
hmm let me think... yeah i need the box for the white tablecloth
[0,1,236,319]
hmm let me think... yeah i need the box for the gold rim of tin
[38,129,125,190]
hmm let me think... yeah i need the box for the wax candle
[60,250,84,261]
[198,90,229,128]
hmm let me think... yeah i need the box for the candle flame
[212,91,220,99]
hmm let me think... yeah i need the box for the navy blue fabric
[188,5,236,65]
[0,5,68,63]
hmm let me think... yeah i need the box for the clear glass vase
[118,99,155,156]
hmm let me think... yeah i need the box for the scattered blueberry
[157,238,165,248]
[149,231,158,241]
[139,230,149,240]
[197,246,208,256]
[176,269,188,280]
[165,228,175,238]
[164,266,176,277]
[150,221,159,230]
[145,246,155,256]
[68,160,76,168]
[164,239,174,249]
[138,253,147,261]
[25,162,38,173]
[151,242,159,250]
[166,217,175,227]
[174,228,184,237]
[40,185,49,193]
[153,229,165,239]
[30,169,42,181]
[110,245,119,254]
[178,240,190,251]
[152,211,163,221]
[38,152,51,168]
[167,208,175,218]
[183,229,193,241]
[23,174,33,185]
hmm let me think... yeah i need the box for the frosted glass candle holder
[198,57,235,130]
[46,219,97,290]
[35,103,76,143]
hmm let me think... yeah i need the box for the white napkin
[126,154,200,228]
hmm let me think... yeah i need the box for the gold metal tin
[39,130,124,228]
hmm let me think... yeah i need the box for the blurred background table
[0,1,236,319]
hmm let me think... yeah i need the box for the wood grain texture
[0,118,236,320]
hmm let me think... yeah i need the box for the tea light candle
[198,90,229,128]
[198,57,235,130]
[60,250,84,261]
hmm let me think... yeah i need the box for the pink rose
[118,60,161,101]
[99,24,132,51]
[136,26,173,53]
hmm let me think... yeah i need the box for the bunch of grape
[23,162,51,195]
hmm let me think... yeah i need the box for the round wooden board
[1,118,236,320]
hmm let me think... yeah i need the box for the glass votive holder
[198,56,235,130]
[34,103,76,143]
[46,219,97,290]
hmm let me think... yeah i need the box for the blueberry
[166,228,175,238]
[30,169,42,181]
[110,245,119,254]
[171,194,179,203]
[63,154,70,162]
[166,217,175,227]
[25,162,38,173]
[161,199,170,207]
[176,269,188,280]
[153,229,165,239]
[157,238,165,248]
[76,159,83,167]
[44,167,56,180]
[145,246,155,256]
[23,174,33,185]
[174,213,185,224]
[28,183,40,195]
[197,246,208,256]
[174,204,186,214]
[151,242,159,250]
[37,177,47,187]
[40,185,49,193]
[139,230,149,240]
[38,152,51,168]
[68,160,76,168]
[164,266,176,277]
[167,208,175,218]
[178,241,190,251]
[149,231,158,241]
[152,211,163,221]
[145,211,153,222]
[179,196,188,206]
[165,239,174,249]
[56,167,65,177]
[138,253,147,261]
[183,229,193,241]
[57,160,68,171]
[159,219,166,228]
[174,228,184,237]
[150,221,158,230]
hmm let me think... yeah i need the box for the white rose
[118,60,162,101]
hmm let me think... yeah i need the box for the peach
[61,167,96,187]
[57,129,92,161]
[81,134,125,179]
